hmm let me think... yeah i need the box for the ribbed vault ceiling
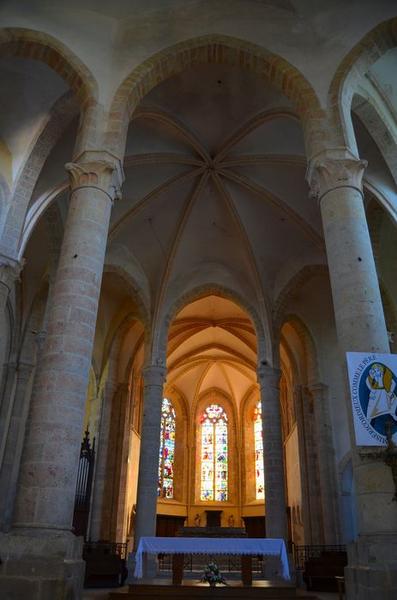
[166,295,258,412]
[109,64,325,306]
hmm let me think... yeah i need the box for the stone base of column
[345,534,397,600]
[0,529,85,600]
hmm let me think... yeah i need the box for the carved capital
[65,150,124,202]
[0,255,24,293]
[306,147,367,203]
[257,365,281,389]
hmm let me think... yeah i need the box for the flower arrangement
[201,561,227,587]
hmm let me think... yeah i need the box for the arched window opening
[200,403,228,501]
[254,401,265,500]
[158,398,176,499]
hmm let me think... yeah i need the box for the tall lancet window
[254,401,265,500]
[158,398,176,499]
[200,404,228,501]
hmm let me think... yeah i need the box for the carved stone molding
[0,255,24,292]
[65,150,124,202]
[306,147,367,203]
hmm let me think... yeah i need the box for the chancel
[0,2,397,600]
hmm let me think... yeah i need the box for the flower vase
[209,581,216,588]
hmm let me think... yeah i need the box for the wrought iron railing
[293,544,347,570]
[83,541,128,561]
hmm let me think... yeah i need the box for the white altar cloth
[133,536,290,580]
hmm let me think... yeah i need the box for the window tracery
[158,397,175,499]
[200,404,228,501]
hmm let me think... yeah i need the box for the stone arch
[106,33,323,158]
[274,264,329,336]
[352,89,397,184]
[102,264,150,329]
[281,314,320,387]
[0,27,98,106]
[152,283,268,370]
[0,93,78,255]
[328,17,397,149]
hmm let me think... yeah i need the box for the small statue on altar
[194,513,201,527]
[228,514,235,527]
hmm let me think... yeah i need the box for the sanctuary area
[0,1,397,599]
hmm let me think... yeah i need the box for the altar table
[133,536,290,580]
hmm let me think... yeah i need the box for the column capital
[0,254,24,291]
[65,150,124,203]
[257,364,281,389]
[306,147,367,203]
[142,365,167,387]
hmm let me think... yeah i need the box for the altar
[133,536,290,582]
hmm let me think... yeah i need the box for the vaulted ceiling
[166,294,258,413]
[109,63,326,308]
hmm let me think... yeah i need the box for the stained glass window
[158,398,176,499]
[200,404,228,501]
[254,401,265,500]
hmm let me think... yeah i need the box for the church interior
[0,2,397,599]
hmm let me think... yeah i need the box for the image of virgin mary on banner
[346,352,397,446]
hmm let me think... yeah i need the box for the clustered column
[13,150,123,532]
[134,365,166,546]
[258,365,288,540]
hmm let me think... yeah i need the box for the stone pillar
[308,148,396,599]
[258,365,288,540]
[0,256,22,318]
[309,383,340,544]
[0,150,123,600]
[88,378,118,541]
[134,365,166,547]
[293,384,322,544]
[0,362,34,531]
[100,382,131,542]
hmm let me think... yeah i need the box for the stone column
[0,150,123,600]
[258,365,288,540]
[88,378,118,541]
[134,365,166,547]
[308,148,396,599]
[293,384,322,544]
[309,383,340,544]
[0,362,34,531]
[0,256,22,318]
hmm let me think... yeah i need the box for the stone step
[109,580,320,600]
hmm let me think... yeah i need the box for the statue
[228,514,235,527]
[194,513,201,527]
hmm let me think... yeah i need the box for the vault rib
[108,166,205,242]
[133,107,210,163]
[218,168,324,248]
[214,108,298,164]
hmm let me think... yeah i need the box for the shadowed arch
[328,17,397,148]
[281,314,320,386]
[106,34,323,157]
[274,264,329,333]
[0,27,98,105]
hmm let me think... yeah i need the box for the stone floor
[83,587,339,600]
